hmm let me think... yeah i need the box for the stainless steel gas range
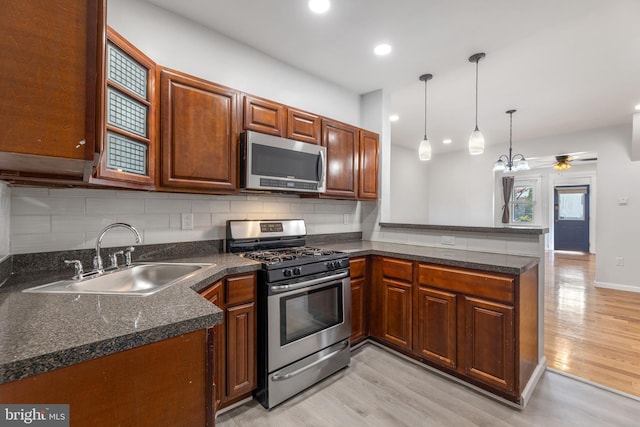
[226,219,351,409]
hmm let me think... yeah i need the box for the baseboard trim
[594,280,640,293]
[520,356,546,406]
[546,367,640,402]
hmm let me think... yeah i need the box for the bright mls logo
[0,405,69,427]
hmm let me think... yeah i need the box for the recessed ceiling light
[442,139,452,144]
[635,103,640,111]
[308,0,330,14]
[374,44,392,56]
[389,114,399,122]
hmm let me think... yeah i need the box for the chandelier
[493,109,530,172]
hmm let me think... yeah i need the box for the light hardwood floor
[544,251,640,397]
[218,344,640,427]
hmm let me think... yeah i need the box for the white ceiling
[144,0,640,156]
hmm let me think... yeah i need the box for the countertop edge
[0,314,220,384]
[347,248,538,275]
[379,222,549,235]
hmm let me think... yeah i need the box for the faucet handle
[64,260,84,280]
[124,246,135,266]
[108,250,124,269]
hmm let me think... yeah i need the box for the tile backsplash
[8,186,364,254]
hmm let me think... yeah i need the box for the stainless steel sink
[23,262,214,296]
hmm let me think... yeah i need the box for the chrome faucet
[94,223,142,273]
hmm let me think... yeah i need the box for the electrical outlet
[181,213,194,230]
[616,257,624,266]
[441,235,455,246]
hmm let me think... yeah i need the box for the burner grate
[241,246,336,265]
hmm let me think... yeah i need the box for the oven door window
[280,283,343,345]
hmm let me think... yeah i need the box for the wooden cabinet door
[243,94,285,136]
[358,130,379,200]
[200,280,224,412]
[0,0,102,176]
[464,296,515,392]
[349,257,367,343]
[287,108,321,144]
[159,68,238,193]
[381,279,412,350]
[321,118,358,199]
[413,286,457,369]
[91,26,156,189]
[226,302,256,400]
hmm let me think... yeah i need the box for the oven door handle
[270,270,349,293]
[271,340,349,382]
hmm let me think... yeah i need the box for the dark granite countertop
[0,237,538,385]
[316,240,539,275]
[379,222,549,235]
[0,253,260,384]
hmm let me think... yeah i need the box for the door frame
[547,172,596,254]
[553,185,590,252]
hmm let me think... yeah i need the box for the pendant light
[493,109,530,172]
[418,73,433,161]
[468,52,486,155]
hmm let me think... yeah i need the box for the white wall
[107,0,360,127]
[593,128,640,292]
[389,144,429,223]
[9,187,361,254]
[360,90,388,240]
[0,182,10,260]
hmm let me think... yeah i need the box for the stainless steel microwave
[240,131,326,193]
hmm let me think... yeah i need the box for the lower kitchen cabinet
[0,330,210,427]
[201,280,225,411]
[464,296,515,392]
[371,257,413,351]
[226,302,256,399]
[200,272,257,411]
[367,255,538,402]
[349,257,368,344]
[413,285,457,369]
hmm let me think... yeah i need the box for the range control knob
[283,269,293,277]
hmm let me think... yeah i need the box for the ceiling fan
[553,153,598,170]
[523,151,597,170]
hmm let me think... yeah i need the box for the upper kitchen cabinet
[242,95,321,145]
[158,68,239,194]
[89,27,156,189]
[0,0,104,181]
[242,94,285,137]
[321,118,359,199]
[287,108,321,145]
[358,130,379,200]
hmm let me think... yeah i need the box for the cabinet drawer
[350,257,366,278]
[382,258,413,282]
[226,274,256,305]
[418,264,514,304]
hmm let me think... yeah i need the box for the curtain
[501,176,515,224]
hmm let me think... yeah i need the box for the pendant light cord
[424,78,428,138]
[509,111,513,150]
[474,59,479,129]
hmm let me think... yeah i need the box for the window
[511,179,538,224]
